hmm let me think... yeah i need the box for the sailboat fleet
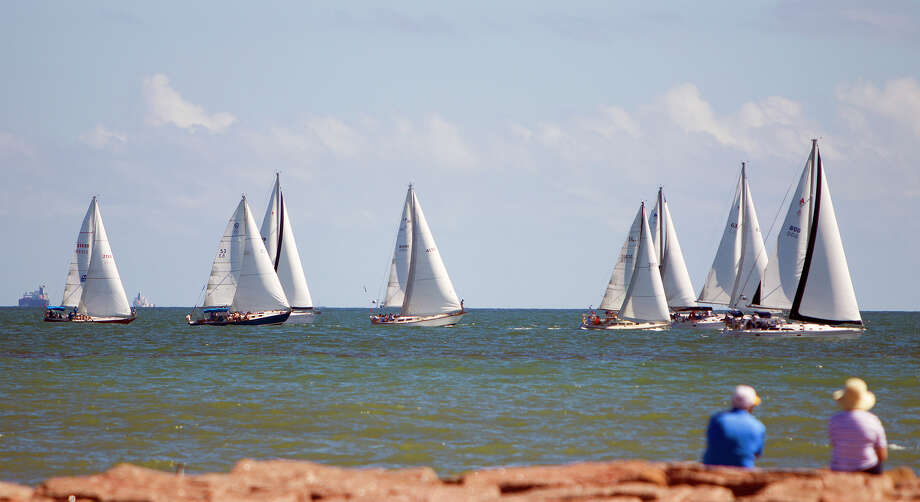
[40,140,863,335]
[582,139,863,335]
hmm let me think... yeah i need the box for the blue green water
[0,307,917,484]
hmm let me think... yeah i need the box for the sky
[2,1,919,309]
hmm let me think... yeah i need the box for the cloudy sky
[2,1,918,309]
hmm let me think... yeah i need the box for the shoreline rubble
[1,459,916,501]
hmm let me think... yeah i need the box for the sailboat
[582,202,670,330]
[582,203,641,328]
[187,195,291,326]
[726,140,863,335]
[370,185,465,327]
[44,197,136,323]
[648,188,720,327]
[697,163,768,325]
[260,173,315,323]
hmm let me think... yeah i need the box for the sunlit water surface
[1,307,917,484]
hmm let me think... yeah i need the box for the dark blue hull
[188,310,291,326]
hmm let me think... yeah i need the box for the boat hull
[581,320,669,331]
[672,315,725,329]
[72,315,136,324]
[285,308,316,324]
[370,311,465,327]
[722,321,865,337]
[44,312,136,324]
[188,310,291,326]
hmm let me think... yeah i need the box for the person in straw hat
[829,377,887,474]
[702,385,765,468]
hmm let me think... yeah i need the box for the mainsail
[758,151,814,309]
[698,164,767,308]
[260,174,313,309]
[61,200,96,307]
[78,198,132,317]
[384,190,413,307]
[233,197,290,313]
[788,144,861,325]
[400,186,462,316]
[650,188,697,309]
[619,202,671,323]
[598,207,643,311]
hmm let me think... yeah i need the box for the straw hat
[731,385,761,409]
[833,378,876,411]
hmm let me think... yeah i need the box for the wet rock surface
[1,460,916,502]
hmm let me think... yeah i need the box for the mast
[657,187,664,264]
[273,173,284,271]
[808,139,817,227]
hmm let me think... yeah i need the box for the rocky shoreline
[1,459,916,501]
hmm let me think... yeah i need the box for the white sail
[61,200,95,307]
[232,198,290,313]
[759,153,813,309]
[598,207,643,311]
[698,165,767,308]
[698,174,743,305]
[729,170,768,308]
[650,190,697,309]
[260,174,313,308]
[401,187,461,316]
[619,203,670,323]
[790,150,861,324]
[384,190,413,307]
[78,198,132,317]
[204,200,247,307]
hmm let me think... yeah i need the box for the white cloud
[509,123,534,142]
[421,114,478,168]
[738,96,802,128]
[142,74,237,134]
[306,116,362,157]
[245,114,477,169]
[0,132,32,157]
[79,124,126,150]
[583,106,641,138]
[659,83,735,146]
[835,77,920,137]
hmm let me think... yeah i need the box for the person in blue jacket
[703,385,765,468]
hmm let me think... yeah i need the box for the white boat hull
[672,315,725,329]
[722,321,864,337]
[581,320,669,331]
[71,315,136,324]
[370,311,465,327]
[286,308,316,324]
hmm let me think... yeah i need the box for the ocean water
[0,307,917,484]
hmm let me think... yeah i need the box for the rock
[9,460,919,501]
[461,460,668,494]
[0,481,33,502]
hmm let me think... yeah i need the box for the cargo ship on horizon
[18,284,50,308]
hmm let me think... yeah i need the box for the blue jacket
[702,408,765,468]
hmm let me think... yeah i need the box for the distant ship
[19,284,50,308]
[132,292,155,308]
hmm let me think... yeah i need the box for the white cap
[731,385,761,409]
